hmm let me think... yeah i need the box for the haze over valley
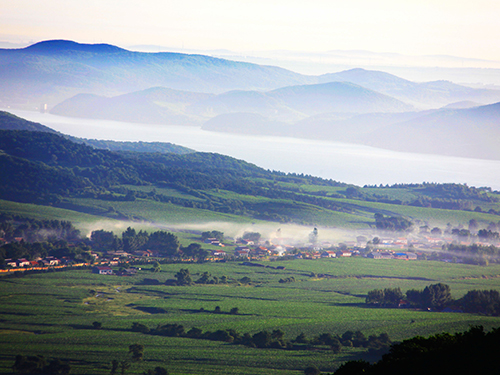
[3,3,500,374]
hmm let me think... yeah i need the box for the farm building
[92,266,113,275]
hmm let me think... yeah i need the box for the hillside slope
[0,122,498,228]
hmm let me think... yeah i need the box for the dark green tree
[422,283,452,310]
[129,343,144,361]
[146,231,179,257]
[174,268,193,286]
[110,360,119,375]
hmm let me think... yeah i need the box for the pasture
[1,258,500,374]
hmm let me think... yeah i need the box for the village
[3,226,499,275]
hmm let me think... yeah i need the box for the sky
[1,0,499,63]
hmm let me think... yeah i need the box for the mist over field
[2,3,500,375]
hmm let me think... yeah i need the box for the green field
[1,258,500,375]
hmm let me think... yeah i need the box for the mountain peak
[24,39,126,54]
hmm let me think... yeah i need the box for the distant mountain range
[3,40,500,111]
[51,81,414,125]
[2,40,500,160]
[0,39,312,108]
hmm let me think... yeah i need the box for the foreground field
[1,258,500,374]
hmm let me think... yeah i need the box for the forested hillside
[1,128,499,227]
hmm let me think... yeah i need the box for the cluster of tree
[0,220,187,267]
[201,230,224,241]
[241,232,261,242]
[439,243,500,265]
[0,214,81,243]
[334,326,500,375]
[367,283,500,315]
[0,240,94,267]
[368,183,497,201]
[367,283,452,310]
[361,183,499,215]
[91,227,179,256]
[129,321,390,354]
[279,276,296,283]
[374,213,413,232]
[12,355,70,375]
[171,268,230,286]
[458,290,500,315]
[366,288,405,307]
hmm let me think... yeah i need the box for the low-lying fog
[8,109,500,190]
[81,219,364,246]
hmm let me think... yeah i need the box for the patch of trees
[441,243,500,265]
[367,283,500,316]
[128,321,389,354]
[279,276,296,283]
[374,213,413,232]
[366,288,404,307]
[0,214,81,243]
[242,232,261,242]
[91,227,179,257]
[0,240,93,265]
[458,290,500,315]
[201,230,224,242]
[13,355,71,375]
[362,182,500,214]
[368,283,451,310]
[170,268,230,286]
[333,326,500,375]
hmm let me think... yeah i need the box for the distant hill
[441,101,481,109]
[51,87,214,125]
[54,81,414,126]
[0,111,57,133]
[0,125,498,226]
[0,40,314,109]
[0,110,193,155]
[362,101,500,159]
[204,101,500,160]
[267,81,414,115]
[319,68,500,109]
[66,137,194,155]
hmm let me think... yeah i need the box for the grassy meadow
[1,258,500,374]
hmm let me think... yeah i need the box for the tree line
[366,283,500,315]
[129,321,391,355]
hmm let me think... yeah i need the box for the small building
[5,259,17,268]
[93,266,113,275]
[44,256,60,265]
[337,250,352,257]
[321,251,337,258]
[211,250,227,257]
[367,252,393,259]
[17,258,31,267]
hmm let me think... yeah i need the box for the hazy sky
[1,0,499,61]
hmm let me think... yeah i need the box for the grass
[0,199,108,225]
[1,258,500,374]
